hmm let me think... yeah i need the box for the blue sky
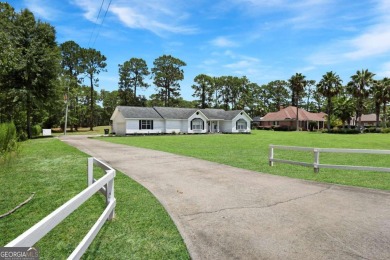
[9,0,390,100]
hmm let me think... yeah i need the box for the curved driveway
[60,135,390,260]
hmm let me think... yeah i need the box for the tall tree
[288,73,308,130]
[0,5,60,138]
[118,58,149,106]
[266,80,289,111]
[100,89,120,124]
[317,71,343,130]
[81,48,107,130]
[151,55,186,107]
[382,78,390,127]
[60,40,83,131]
[334,95,355,128]
[347,69,375,130]
[192,74,214,108]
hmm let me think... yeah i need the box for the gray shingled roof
[116,106,248,120]
[117,106,163,119]
[223,110,244,120]
[200,109,226,120]
[153,107,198,119]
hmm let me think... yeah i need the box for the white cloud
[72,0,197,36]
[24,0,59,20]
[210,36,238,48]
[307,0,390,65]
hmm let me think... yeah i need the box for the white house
[110,106,252,135]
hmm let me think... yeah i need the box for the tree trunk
[296,105,299,131]
[375,103,380,127]
[26,91,32,139]
[90,75,94,131]
[327,99,331,131]
[383,103,387,127]
[201,85,206,109]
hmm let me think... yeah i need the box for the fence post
[313,149,320,173]
[269,145,274,166]
[106,170,115,220]
[88,157,94,186]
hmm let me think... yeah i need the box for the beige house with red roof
[259,106,326,130]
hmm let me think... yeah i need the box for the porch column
[217,121,220,132]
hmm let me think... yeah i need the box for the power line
[87,0,105,47]
[91,0,112,47]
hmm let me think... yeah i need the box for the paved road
[60,135,390,260]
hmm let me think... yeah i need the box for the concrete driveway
[60,135,390,260]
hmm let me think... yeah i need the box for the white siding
[166,120,185,133]
[220,121,232,133]
[125,119,165,134]
[231,114,251,133]
[112,113,126,135]
[187,112,208,133]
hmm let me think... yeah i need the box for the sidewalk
[60,135,390,260]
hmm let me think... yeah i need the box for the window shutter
[151,120,154,130]
[202,120,204,130]
[236,120,238,129]
[139,120,141,130]
[190,120,193,130]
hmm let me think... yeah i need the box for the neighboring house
[110,106,252,135]
[259,106,326,130]
[252,116,262,127]
[351,113,377,126]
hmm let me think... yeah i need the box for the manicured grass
[0,138,189,259]
[97,131,390,190]
[51,125,110,136]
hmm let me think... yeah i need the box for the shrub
[256,126,273,131]
[32,124,42,137]
[0,122,19,159]
[274,126,288,131]
[381,128,390,133]
[325,128,360,134]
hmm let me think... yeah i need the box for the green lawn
[0,138,189,259]
[51,125,110,136]
[97,130,390,190]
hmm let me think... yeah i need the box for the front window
[273,121,279,126]
[192,118,203,130]
[237,119,247,130]
[140,120,153,130]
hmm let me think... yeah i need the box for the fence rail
[269,145,390,173]
[6,157,116,260]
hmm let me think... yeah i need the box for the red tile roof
[261,106,325,121]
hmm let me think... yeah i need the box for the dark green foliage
[151,55,186,107]
[31,124,41,137]
[0,3,61,138]
[0,122,18,159]
[118,58,149,106]
[323,128,360,134]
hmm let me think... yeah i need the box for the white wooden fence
[269,145,390,173]
[6,157,116,260]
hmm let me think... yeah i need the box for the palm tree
[347,69,375,130]
[334,95,355,128]
[381,77,390,127]
[288,73,307,131]
[317,71,343,130]
[371,79,386,127]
